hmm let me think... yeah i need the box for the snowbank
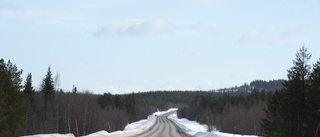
[81,108,177,137]
[22,133,75,137]
[21,109,177,137]
[167,112,259,137]
[22,108,258,137]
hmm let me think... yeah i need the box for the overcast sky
[1,0,320,94]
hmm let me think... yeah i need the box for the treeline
[133,79,285,111]
[216,79,285,93]
[250,79,286,92]
[0,61,154,136]
[98,92,139,122]
[177,88,271,135]
[135,91,218,110]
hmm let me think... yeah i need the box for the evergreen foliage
[306,59,320,136]
[0,59,29,136]
[261,89,289,136]
[250,79,286,92]
[217,79,285,93]
[6,60,23,91]
[98,92,139,122]
[24,73,35,103]
[42,66,55,103]
[178,88,269,135]
[261,46,320,137]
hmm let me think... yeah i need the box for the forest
[0,46,320,137]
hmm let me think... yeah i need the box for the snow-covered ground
[22,108,259,137]
[124,108,177,131]
[167,112,259,137]
[83,108,177,137]
[22,133,75,137]
[22,108,176,137]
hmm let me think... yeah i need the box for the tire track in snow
[135,111,186,137]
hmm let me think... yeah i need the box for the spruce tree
[23,73,34,103]
[42,66,55,103]
[261,89,290,136]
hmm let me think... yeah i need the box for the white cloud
[94,18,175,37]
[236,30,260,44]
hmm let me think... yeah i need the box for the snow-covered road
[135,111,187,137]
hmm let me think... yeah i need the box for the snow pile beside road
[167,112,208,136]
[124,113,156,131]
[22,133,75,137]
[22,108,177,137]
[82,116,156,137]
[125,108,177,131]
[82,108,178,137]
[23,110,179,137]
[167,112,258,137]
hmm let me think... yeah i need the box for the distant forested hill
[216,79,286,93]
[249,79,286,91]
[134,79,286,110]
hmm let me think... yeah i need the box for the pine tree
[261,46,312,137]
[306,59,320,136]
[284,46,311,136]
[0,59,29,136]
[6,60,23,91]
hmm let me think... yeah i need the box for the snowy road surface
[135,111,187,137]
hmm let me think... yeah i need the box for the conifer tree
[6,60,23,91]
[261,89,290,136]
[114,95,125,110]
[306,59,320,136]
[42,66,55,103]
[24,73,34,103]
[261,46,312,137]
[284,46,311,136]
[0,59,28,136]
[125,92,138,122]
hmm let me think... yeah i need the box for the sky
[1,0,320,94]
